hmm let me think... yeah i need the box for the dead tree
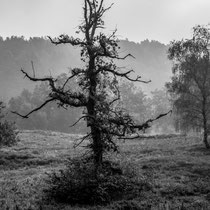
[13,0,169,171]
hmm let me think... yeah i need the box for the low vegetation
[45,157,151,206]
[0,130,209,209]
[0,120,18,147]
[0,101,19,147]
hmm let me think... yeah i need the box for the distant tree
[14,0,169,172]
[166,25,210,148]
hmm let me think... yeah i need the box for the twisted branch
[12,98,56,118]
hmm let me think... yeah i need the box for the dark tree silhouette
[13,0,169,171]
[166,25,210,148]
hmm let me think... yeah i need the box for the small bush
[0,120,19,146]
[0,101,19,147]
[44,157,151,206]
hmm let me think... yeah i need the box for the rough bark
[203,111,210,148]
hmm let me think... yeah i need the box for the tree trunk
[87,56,104,172]
[202,103,210,149]
[88,104,103,174]
[92,127,103,169]
[203,128,210,149]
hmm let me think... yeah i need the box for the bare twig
[73,133,91,148]
[97,67,151,83]
[48,35,86,46]
[132,110,172,130]
[70,116,87,127]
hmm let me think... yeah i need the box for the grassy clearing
[0,130,210,209]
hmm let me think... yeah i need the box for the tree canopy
[166,25,210,148]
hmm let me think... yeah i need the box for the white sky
[0,0,210,44]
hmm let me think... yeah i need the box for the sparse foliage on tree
[166,25,210,148]
[13,0,169,171]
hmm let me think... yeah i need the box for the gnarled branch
[97,67,151,83]
[131,110,172,131]
[20,68,57,92]
[12,98,56,118]
[48,35,86,46]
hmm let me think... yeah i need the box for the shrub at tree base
[44,158,152,205]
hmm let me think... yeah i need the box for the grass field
[0,130,210,209]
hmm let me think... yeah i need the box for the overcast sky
[0,0,210,44]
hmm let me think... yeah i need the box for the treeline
[0,36,81,101]
[0,36,173,134]
[0,36,171,101]
[5,76,174,134]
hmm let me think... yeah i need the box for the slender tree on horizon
[167,25,210,149]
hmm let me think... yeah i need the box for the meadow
[0,130,210,209]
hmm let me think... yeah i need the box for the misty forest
[0,0,210,209]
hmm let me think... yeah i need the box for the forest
[0,36,171,101]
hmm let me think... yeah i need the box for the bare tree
[13,0,169,171]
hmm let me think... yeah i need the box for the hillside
[0,36,172,101]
